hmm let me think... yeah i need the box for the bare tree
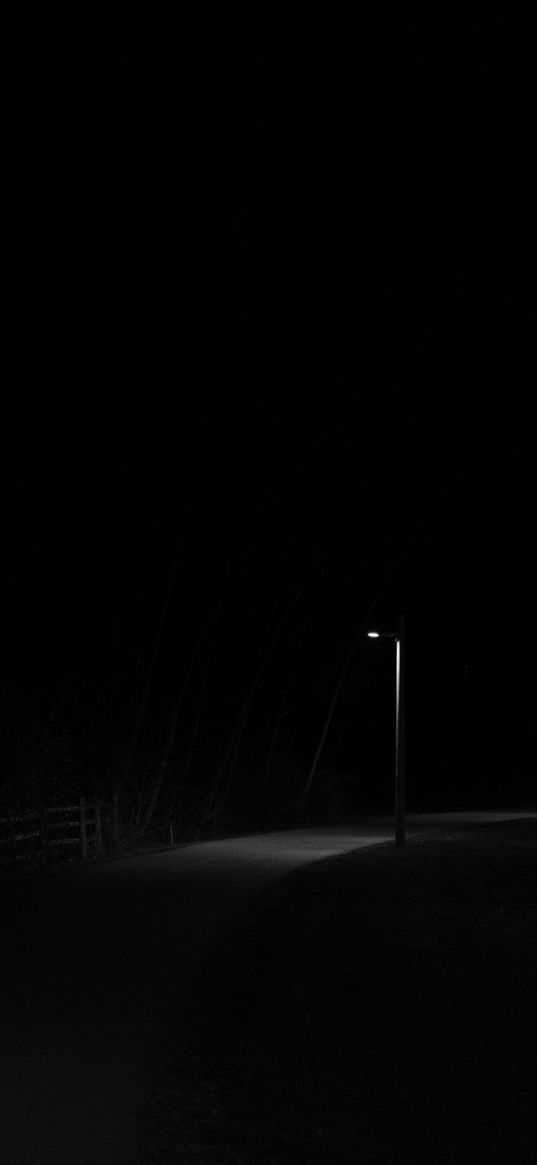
[138,481,278,833]
[122,493,190,801]
[203,544,291,814]
[169,633,212,818]
[137,561,231,834]
[262,557,326,789]
[207,530,331,818]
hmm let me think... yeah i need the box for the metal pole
[395,612,406,847]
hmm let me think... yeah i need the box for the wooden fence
[0,794,119,873]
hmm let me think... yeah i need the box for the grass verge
[139,820,537,1163]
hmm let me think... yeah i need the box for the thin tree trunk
[138,543,238,834]
[124,498,189,790]
[262,559,326,788]
[208,538,328,814]
[214,689,254,809]
[169,635,211,818]
[204,543,292,812]
[138,620,211,834]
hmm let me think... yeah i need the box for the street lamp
[367,614,406,848]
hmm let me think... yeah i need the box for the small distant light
[367,631,380,638]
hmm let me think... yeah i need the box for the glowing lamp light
[364,617,406,847]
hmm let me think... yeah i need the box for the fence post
[94,800,103,854]
[79,796,87,860]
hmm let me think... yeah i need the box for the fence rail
[0,794,118,872]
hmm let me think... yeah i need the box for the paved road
[1,809,535,1163]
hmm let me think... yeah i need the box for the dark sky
[3,14,536,803]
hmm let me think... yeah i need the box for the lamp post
[367,613,406,847]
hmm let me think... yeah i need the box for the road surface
[1,810,535,1163]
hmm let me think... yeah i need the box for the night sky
[2,14,535,815]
